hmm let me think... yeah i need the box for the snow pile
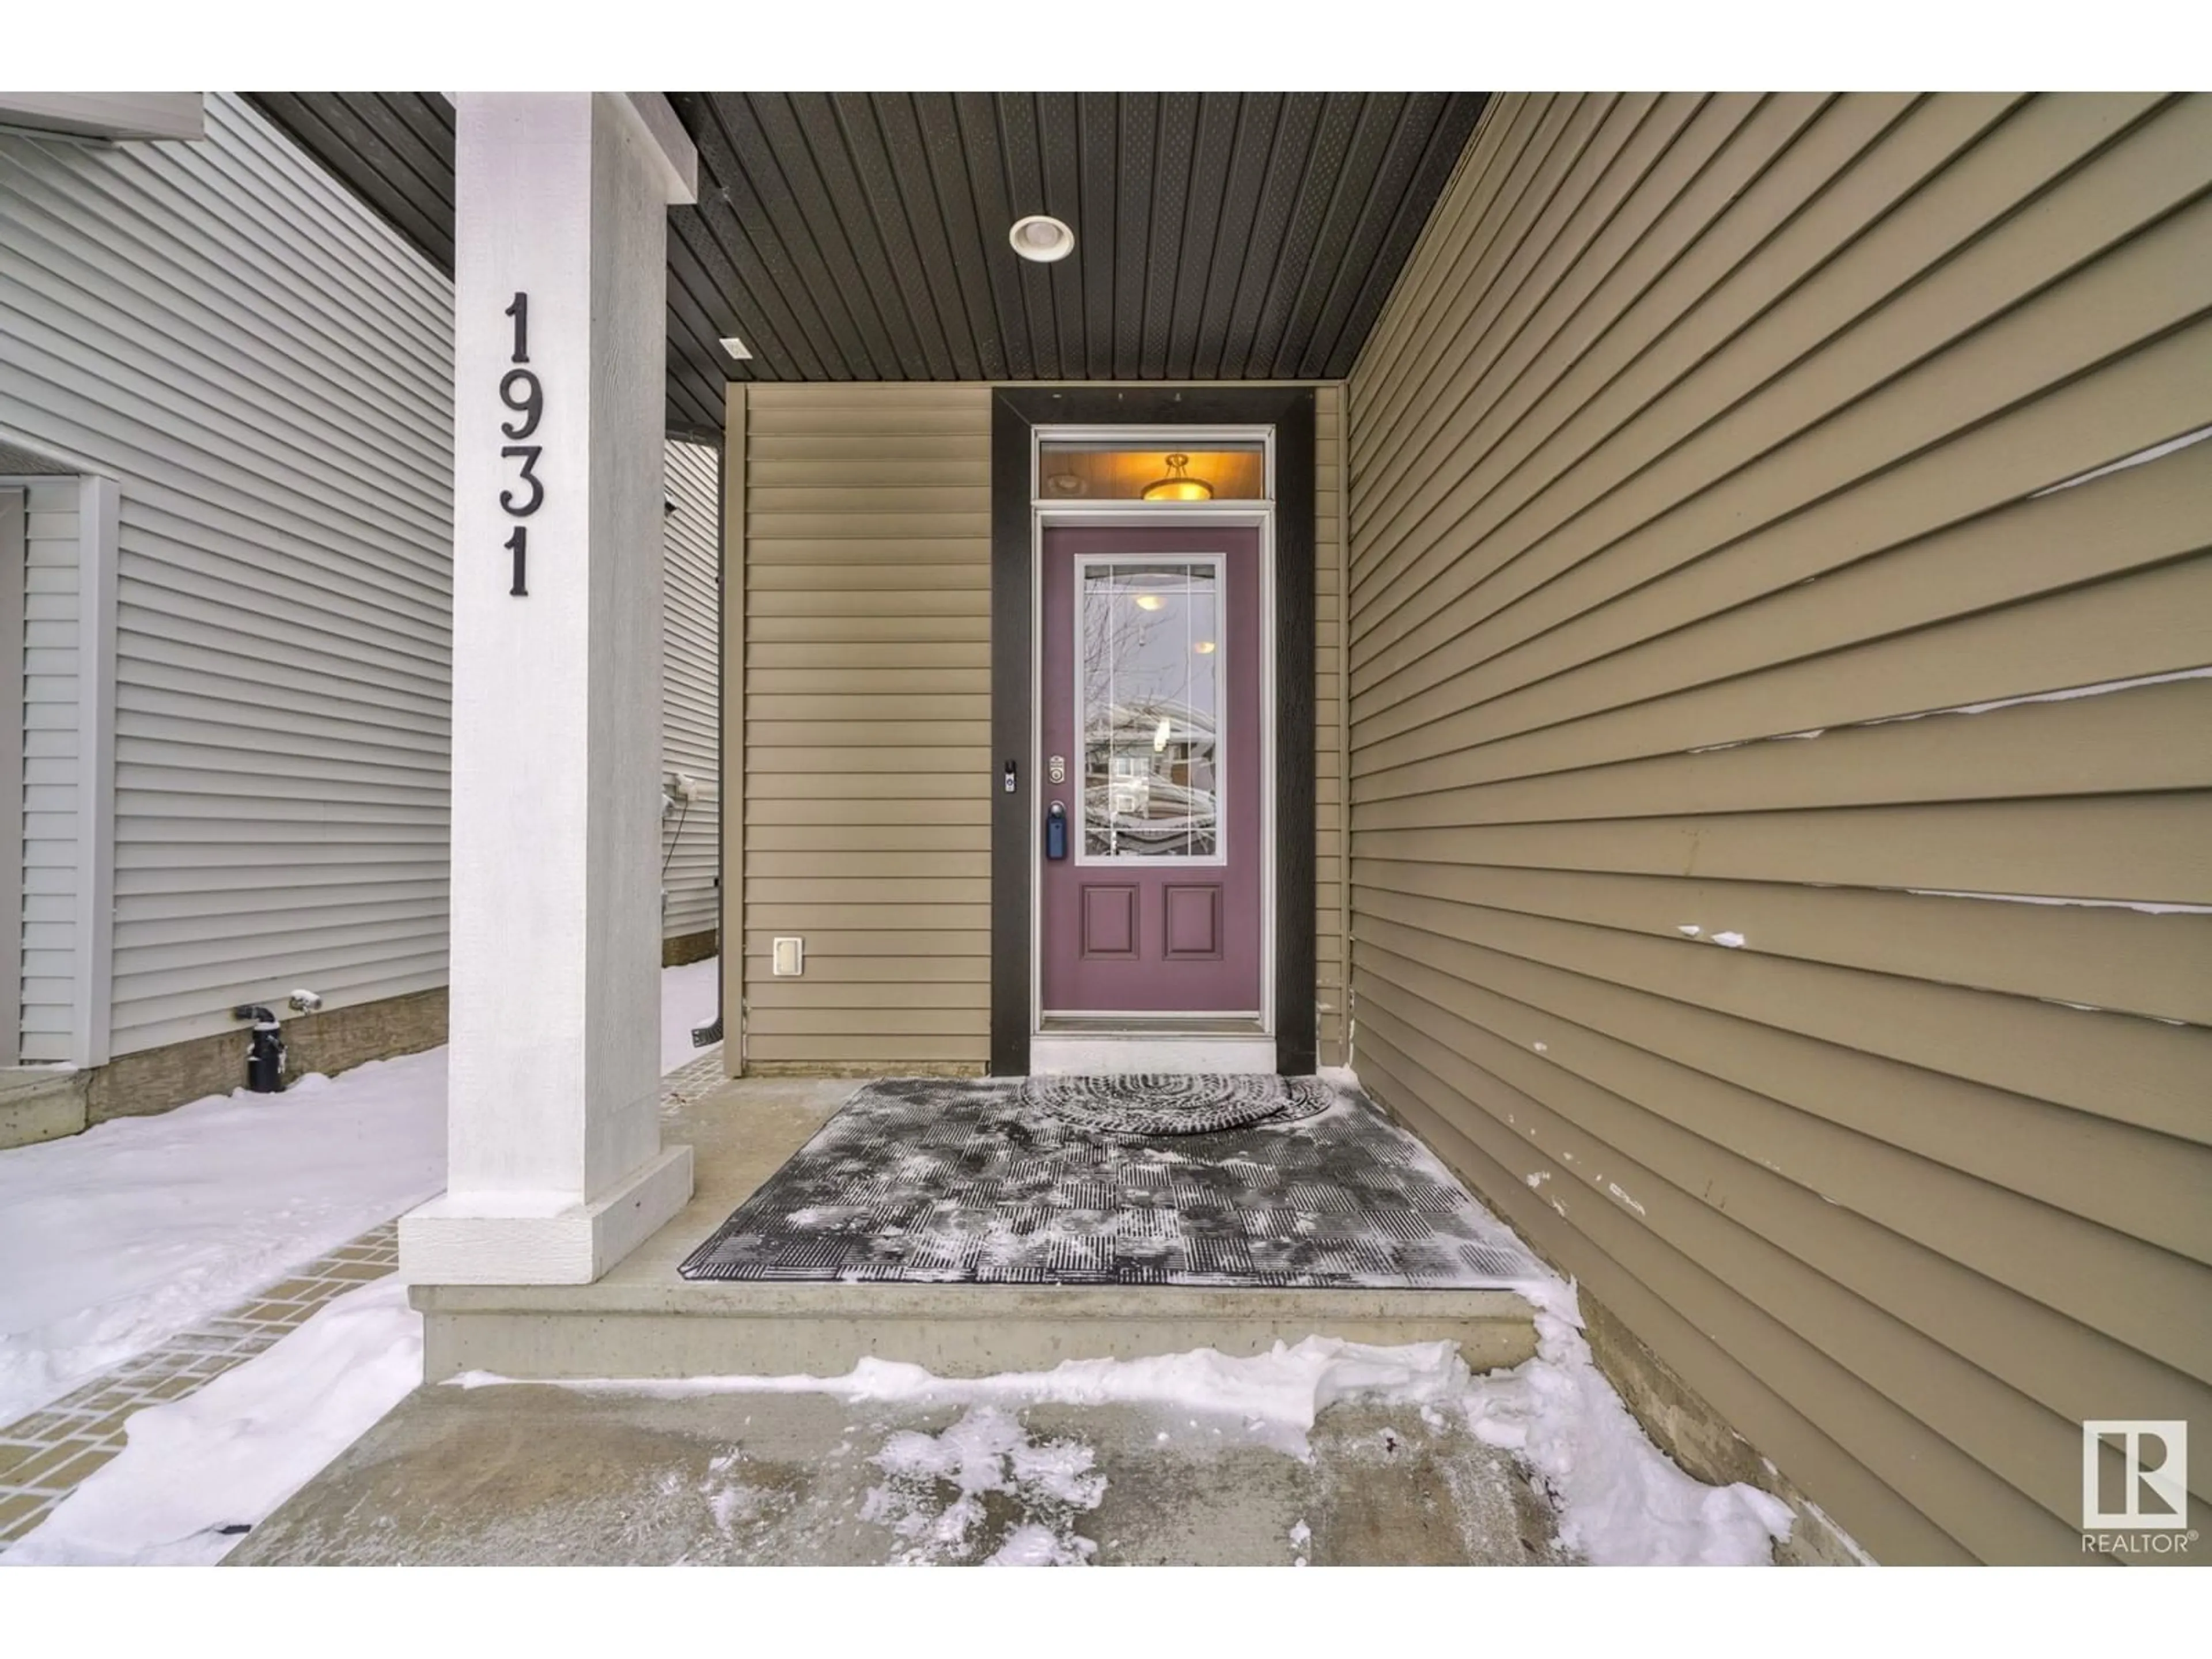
[660,957,721,1072]
[0,1051,444,1427]
[859,1406,1107,1565]
[1,1275,423,1566]
[1461,1308,1795,1566]
[987,1522,1094,1567]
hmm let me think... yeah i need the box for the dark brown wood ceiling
[248,92,1485,441]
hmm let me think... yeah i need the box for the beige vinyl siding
[1344,92,2212,1566]
[734,382,1347,1070]
[9,478,81,1062]
[738,384,993,1067]
[1315,384,1347,1066]
[661,438,720,944]
[0,92,454,1058]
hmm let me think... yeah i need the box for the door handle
[1046,801,1068,861]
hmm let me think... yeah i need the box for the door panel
[1040,524,1264,1014]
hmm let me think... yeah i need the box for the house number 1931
[499,291,541,596]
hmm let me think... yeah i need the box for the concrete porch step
[411,1278,1539,1382]
[410,1074,1539,1387]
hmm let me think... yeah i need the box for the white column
[400,94,698,1284]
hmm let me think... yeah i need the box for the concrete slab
[0,1067,88,1150]
[226,1381,1570,1566]
[412,1075,1539,1381]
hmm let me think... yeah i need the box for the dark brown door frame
[990,386,1317,1076]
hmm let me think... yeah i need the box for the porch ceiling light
[1141,453,1214,502]
[718,334,752,361]
[1009,214,1075,262]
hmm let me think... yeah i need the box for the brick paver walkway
[0,1224,401,1543]
[0,1044,725,1547]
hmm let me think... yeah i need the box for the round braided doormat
[1021,1072,1335,1137]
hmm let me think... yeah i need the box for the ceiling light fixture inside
[1009,214,1075,263]
[1141,453,1214,502]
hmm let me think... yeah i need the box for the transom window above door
[1037,438,1267,502]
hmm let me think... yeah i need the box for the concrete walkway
[228,1381,1570,1566]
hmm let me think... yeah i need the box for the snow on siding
[0,441,73,475]
[0,93,454,1057]
[661,440,719,944]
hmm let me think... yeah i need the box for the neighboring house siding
[12,478,80,1062]
[733,382,1347,1070]
[1344,92,2212,1563]
[0,92,455,1059]
[661,438,721,945]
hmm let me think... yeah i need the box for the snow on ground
[0,959,719,1430]
[2,1275,422,1566]
[861,1406,1107,1566]
[0,1052,444,1429]
[661,956,721,1073]
[489,1332,1468,1457]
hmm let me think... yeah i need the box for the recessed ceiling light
[718,335,752,361]
[1009,214,1075,263]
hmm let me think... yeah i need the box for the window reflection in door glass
[1078,559,1221,859]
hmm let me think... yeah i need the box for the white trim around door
[1025,434,1280,1075]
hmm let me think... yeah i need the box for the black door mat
[677,1075,1541,1289]
[1022,1071,1334,1136]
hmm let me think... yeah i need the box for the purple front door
[1039,525,1264,1016]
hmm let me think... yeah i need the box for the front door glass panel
[1077,558,1222,862]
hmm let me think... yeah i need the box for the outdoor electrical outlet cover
[772,937,804,977]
